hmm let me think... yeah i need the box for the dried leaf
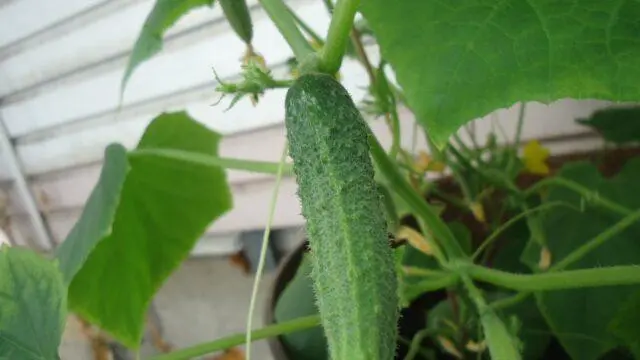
[538,246,552,270]
[466,339,487,353]
[469,201,486,223]
[437,336,463,359]
[397,226,433,256]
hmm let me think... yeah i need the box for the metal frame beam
[0,114,54,249]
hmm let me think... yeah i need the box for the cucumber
[285,73,399,360]
[219,0,253,44]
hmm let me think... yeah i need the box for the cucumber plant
[4,0,640,360]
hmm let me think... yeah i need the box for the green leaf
[55,144,129,285]
[492,294,550,360]
[608,290,640,356]
[534,159,640,359]
[66,112,233,348]
[361,0,640,146]
[491,215,532,274]
[448,221,472,256]
[0,247,67,360]
[274,254,328,360]
[121,0,215,95]
[577,106,640,144]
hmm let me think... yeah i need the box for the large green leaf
[361,0,640,146]
[66,112,233,348]
[534,159,640,359]
[55,144,129,285]
[121,0,215,94]
[608,290,640,359]
[577,106,640,144]
[0,247,66,360]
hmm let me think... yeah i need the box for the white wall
[0,0,614,254]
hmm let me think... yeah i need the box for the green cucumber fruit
[219,0,253,44]
[285,73,399,360]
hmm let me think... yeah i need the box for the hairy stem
[368,130,465,262]
[320,0,361,74]
[468,264,640,291]
[525,177,632,216]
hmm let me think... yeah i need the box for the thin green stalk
[551,207,640,271]
[404,274,460,302]
[460,275,522,360]
[467,264,640,291]
[464,122,480,150]
[259,0,315,62]
[506,102,526,174]
[319,0,360,74]
[525,177,632,216]
[286,4,324,45]
[489,205,640,310]
[513,102,526,148]
[129,148,293,175]
[428,186,469,211]
[404,328,436,360]
[367,130,466,261]
[472,201,576,261]
[490,291,530,310]
[322,0,335,13]
[147,315,321,360]
[388,107,401,159]
[245,144,289,360]
[446,145,475,201]
[398,337,435,360]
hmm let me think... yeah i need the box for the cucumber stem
[320,0,360,74]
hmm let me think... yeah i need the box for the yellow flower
[414,151,446,173]
[522,140,550,175]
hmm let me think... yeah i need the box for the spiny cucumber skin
[285,73,399,360]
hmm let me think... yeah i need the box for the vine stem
[468,264,640,291]
[460,275,522,360]
[129,148,293,175]
[525,177,632,216]
[506,102,526,174]
[490,207,640,309]
[552,207,640,271]
[147,315,320,360]
[244,143,289,360]
[367,130,465,262]
[320,0,361,74]
[471,201,575,261]
[259,0,314,62]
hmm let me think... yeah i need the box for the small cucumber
[285,73,399,360]
[219,0,253,44]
